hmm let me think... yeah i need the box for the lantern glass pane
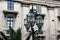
[27,13,35,22]
[24,18,28,25]
[36,16,43,24]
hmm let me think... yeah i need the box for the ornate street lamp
[26,5,35,40]
[24,4,45,40]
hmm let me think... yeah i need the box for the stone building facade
[0,0,60,40]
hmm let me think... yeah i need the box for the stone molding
[1,0,60,8]
[13,0,60,8]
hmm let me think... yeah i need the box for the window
[36,5,41,14]
[7,1,14,10]
[7,17,14,27]
[3,10,18,35]
[3,10,18,28]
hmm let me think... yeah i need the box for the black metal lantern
[27,10,35,27]
[24,17,30,31]
[24,4,45,40]
[36,14,44,32]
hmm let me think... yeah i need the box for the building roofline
[13,0,60,8]
[1,0,60,8]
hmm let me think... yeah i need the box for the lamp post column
[30,23,35,40]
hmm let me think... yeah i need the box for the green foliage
[0,27,22,40]
[16,28,22,40]
[0,31,7,40]
[0,37,3,40]
[9,27,16,40]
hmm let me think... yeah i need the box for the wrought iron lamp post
[24,4,45,40]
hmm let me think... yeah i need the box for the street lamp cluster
[24,4,45,40]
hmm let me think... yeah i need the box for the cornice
[1,0,60,8]
[13,0,60,8]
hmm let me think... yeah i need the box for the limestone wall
[0,1,60,40]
